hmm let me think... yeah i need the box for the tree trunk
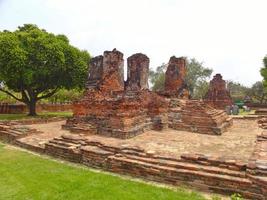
[27,101,37,116]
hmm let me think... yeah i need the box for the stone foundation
[64,90,168,139]
[43,133,267,200]
[168,99,232,135]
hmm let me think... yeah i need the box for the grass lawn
[0,112,72,121]
[238,109,255,116]
[0,143,206,200]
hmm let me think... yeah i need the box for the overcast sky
[0,0,266,86]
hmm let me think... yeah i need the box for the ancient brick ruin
[64,49,168,139]
[168,99,232,135]
[162,56,189,98]
[204,73,233,109]
[64,49,233,137]
[159,58,232,135]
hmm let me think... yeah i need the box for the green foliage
[185,58,212,97]
[260,56,267,87]
[246,81,267,103]
[211,195,222,200]
[230,193,243,200]
[193,80,209,99]
[0,24,90,115]
[227,81,249,102]
[0,112,72,121]
[149,58,212,99]
[41,88,84,104]
[149,63,166,91]
[0,145,206,200]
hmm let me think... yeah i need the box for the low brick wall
[37,104,73,112]
[0,103,27,114]
[245,103,267,110]
[44,134,267,200]
[0,103,73,114]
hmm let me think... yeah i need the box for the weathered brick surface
[43,134,267,200]
[168,99,232,135]
[86,49,124,92]
[248,130,267,177]
[66,49,168,139]
[125,53,149,91]
[204,74,233,109]
[163,56,189,98]
[0,123,41,143]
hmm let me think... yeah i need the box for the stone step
[122,154,246,178]
[109,155,252,186]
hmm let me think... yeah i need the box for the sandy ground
[21,119,261,162]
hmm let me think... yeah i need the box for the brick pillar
[126,53,149,91]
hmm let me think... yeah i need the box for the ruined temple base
[168,99,233,135]
[63,90,168,139]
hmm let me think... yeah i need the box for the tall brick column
[86,48,124,92]
[126,53,149,91]
[164,56,189,98]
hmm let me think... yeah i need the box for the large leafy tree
[246,81,267,103]
[226,81,249,101]
[0,24,90,115]
[149,58,212,99]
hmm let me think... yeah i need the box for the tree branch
[0,88,24,102]
[21,89,30,104]
[37,88,59,100]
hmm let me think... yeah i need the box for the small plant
[211,195,222,200]
[231,193,243,200]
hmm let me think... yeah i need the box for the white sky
[0,0,266,86]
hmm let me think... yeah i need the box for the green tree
[149,63,167,91]
[149,58,212,98]
[0,24,90,115]
[226,81,249,102]
[185,58,212,97]
[43,88,84,104]
[261,56,267,87]
[193,80,209,99]
[246,81,267,103]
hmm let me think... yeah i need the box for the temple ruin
[64,49,232,137]
[64,49,168,139]
[204,73,233,109]
[162,56,189,98]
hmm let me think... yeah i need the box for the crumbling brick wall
[66,49,168,139]
[160,56,189,98]
[204,73,233,109]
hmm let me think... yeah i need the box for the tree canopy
[245,81,267,103]
[226,81,249,102]
[0,24,90,115]
[149,58,213,99]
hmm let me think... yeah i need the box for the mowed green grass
[0,144,206,200]
[0,112,72,121]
